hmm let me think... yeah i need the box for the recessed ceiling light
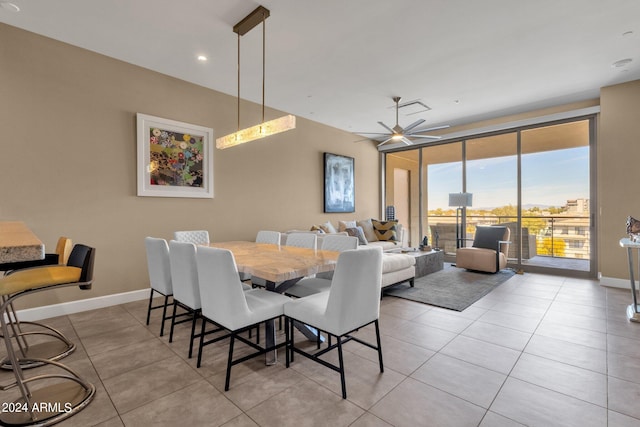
[0,2,20,12]
[611,58,633,68]
[197,55,208,62]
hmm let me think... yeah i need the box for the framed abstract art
[136,113,214,198]
[324,152,355,213]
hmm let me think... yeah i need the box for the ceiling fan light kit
[215,5,296,150]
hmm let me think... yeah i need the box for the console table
[620,238,640,322]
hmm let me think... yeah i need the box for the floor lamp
[449,193,473,249]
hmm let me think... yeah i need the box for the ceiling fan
[356,96,450,147]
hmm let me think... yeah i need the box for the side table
[619,238,640,322]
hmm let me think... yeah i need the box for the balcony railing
[426,214,590,260]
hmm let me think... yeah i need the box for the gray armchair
[456,226,510,273]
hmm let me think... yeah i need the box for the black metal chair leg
[146,289,155,325]
[169,301,178,343]
[337,336,347,399]
[196,318,207,368]
[375,319,384,372]
[224,333,236,391]
[159,295,169,337]
[188,311,198,359]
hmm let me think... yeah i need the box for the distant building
[565,198,589,213]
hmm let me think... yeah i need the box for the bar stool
[0,244,96,426]
[0,237,75,370]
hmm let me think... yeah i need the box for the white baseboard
[14,289,150,322]
[600,276,634,290]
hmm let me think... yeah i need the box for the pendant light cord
[262,12,266,124]
[237,33,241,132]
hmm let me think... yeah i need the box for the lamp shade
[448,192,473,207]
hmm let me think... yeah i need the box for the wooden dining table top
[208,241,340,283]
[0,221,45,263]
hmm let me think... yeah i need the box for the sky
[428,146,590,210]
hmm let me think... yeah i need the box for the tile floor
[3,270,640,426]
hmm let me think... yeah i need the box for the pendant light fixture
[216,6,296,149]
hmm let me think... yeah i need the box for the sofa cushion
[473,226,507,250]
[382,253,416,274]
[357,219,378,242]
[372,219,399,242]
[345,226,368,245]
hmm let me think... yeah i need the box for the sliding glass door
[383,116,596,277]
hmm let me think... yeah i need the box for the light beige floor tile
[349,331,435,376]
[478,309,541,333]
[90,337,175,380]
[462,320,532,351]
[69,305,141,339]
[350,413,394,427]
[384,320,457,351]
[524,334,607,373]
[608,317,640,341]
[540,310,607,333]
[220,414,260,427]
[609,351,640,384]
[120,379,242,427]
[246,379,364,427]
[608,410,640,427]
[379,297,432,320]
[370,377,486,427]
[548,300,607,320]
[609,377,640,420]
[440,335,521,374]
[479,411,527,427]
[608,333,640,358]
[491,378,607,427]
[411,353,507,408]
[534,322,607,350]
[102,354,201,414]
[80,323,157,357]
[510,353,607,406]
[412,309,475,333]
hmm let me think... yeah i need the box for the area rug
[383,267,516,311]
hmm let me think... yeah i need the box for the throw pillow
[473,226,507,250]
[372,219,399,242]
[357,218,378,242]
[345,226,369,245]
[338,220,357,232]
[322,221,338,234]
[310,225,326,233]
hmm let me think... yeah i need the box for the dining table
[0,221,45,267]
[208,241,341,364]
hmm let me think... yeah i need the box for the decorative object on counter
[137,113,214,198]
[627,216,640,242]
[419,236,431,251]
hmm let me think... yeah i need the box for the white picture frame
[136,113,214,198]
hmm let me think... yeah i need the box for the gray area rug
[383,267,516,311]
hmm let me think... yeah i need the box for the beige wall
[0,23,380,309]
[599,79,640,282]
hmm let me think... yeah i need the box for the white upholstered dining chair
[168,240,203,358]
[284,232,317,250]
[144,237,173,337]
[285,234,358,298]
[195,246,291,391]
[173,230,210,245]
[284,246,384,399]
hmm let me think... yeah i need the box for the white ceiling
[2,0,639,139]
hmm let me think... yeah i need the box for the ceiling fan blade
[377,121,395,134]
[354,132,392,135]
[377,137,394,147]
[409,124,451,134]
[401,137,413,145]
[409,134,443,140]
[403,119,426,133]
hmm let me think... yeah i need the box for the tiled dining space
[3,269,640,427]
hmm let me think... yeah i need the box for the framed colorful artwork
[324,152,355,213]
[136,113,214,198]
